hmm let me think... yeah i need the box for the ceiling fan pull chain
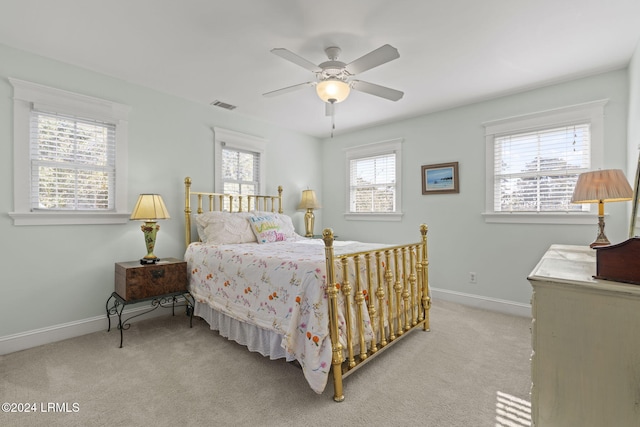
[330,101,336,138]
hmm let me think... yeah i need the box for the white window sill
[344,212,404,222]
[9,211,131,226]
[482,212,598,225]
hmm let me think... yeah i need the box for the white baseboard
[431,287,531,318]
[0,298,189,356]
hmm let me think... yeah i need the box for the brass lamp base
[304,208,315,237]
[590,215,611,248]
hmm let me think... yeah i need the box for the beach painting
[422,162,459,195]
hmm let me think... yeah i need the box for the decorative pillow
[196,211,256,244]
[251,211,299,239]
[248,215,286,243]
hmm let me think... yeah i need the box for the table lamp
[130,194,170,264]
[298,189,321,237]
[571,169,633,247]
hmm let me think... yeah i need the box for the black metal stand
[105,291,194,348]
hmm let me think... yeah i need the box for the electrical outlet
[469,272,477,284]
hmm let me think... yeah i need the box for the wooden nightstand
[106,257,193,347]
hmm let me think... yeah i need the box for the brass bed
[183,177,430,401]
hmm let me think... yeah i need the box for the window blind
[221,146,260,210]
[30,110,116,211]
[493,123,590,212]
[222,147,260,194]
[349,153,396,213]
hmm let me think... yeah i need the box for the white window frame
[213,127,266,195]
[344,138,404,221]
[482,99,607,224]
[9,78,131,226]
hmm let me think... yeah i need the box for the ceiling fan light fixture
[316,79,350,103]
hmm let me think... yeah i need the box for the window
[345,138,403,221]
[9,78,131,225]
[483,100,607,224]
[31,111,115,211]
[493,124,591,212]
[221,146,260,195]
[214,127,266,210]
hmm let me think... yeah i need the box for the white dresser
[528,244,640,427]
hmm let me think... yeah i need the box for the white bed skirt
[194,301,296,362]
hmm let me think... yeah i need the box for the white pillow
[194,211,225,237]
[193,214,207,242]
[196,211,256,244]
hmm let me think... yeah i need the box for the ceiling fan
[263,44,404,117]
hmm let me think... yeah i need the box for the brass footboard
[322,225,430,402]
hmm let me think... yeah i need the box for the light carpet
[0,300,532,427]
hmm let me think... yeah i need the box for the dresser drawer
[115,258,187,301]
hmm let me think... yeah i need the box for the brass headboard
[184,176,283,247]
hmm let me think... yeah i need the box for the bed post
[184,177,192,248]
[277,186,283,213]
[420,224,430,331]
[375,251,388,347]
[322,228,345,402]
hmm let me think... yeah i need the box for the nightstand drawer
[115,258,187,301]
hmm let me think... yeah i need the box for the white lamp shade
[298,189,321,209]
[571,169,633,203]
[316,79,350,103]
[130,194,170,220]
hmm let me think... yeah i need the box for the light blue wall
[0,40,634,341]
[0,44,322,337]
[320,70,630,306]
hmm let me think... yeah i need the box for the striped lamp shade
[571,169,633,204]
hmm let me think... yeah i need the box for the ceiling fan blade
[271,48,321,73]
[345,44,400,75]
[262,82,315,97]
[351,80,404,101]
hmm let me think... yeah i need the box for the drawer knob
[151,269,165,279]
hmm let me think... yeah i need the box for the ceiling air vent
[210,100,237,111]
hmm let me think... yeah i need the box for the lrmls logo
[41,402,80,413]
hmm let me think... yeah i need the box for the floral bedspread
[184,237,387,394]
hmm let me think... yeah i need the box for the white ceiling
[2,0,640,138]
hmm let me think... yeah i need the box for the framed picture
[422,162,459,195]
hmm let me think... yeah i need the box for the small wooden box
[595,237,640,285]
[115,258,187,301]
